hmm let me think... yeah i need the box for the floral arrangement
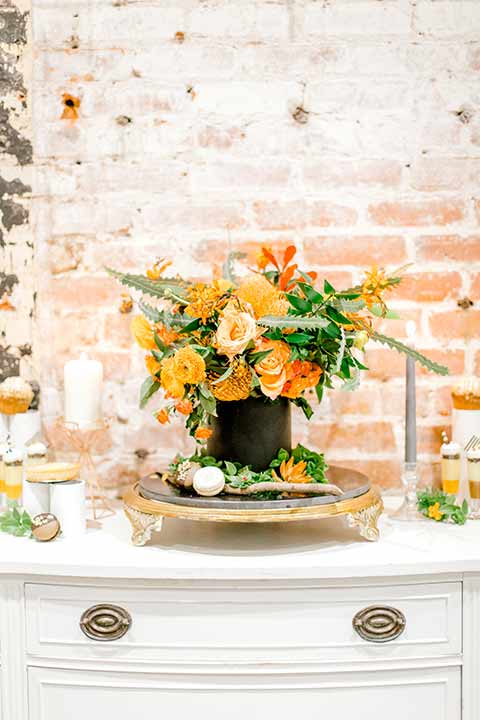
[109,245,448,442]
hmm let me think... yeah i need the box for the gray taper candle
[405,354,417,463]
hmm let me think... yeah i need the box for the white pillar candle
[50,480,86,538]
[10,410,41,448]
[23,479,50,517]
[64,353,103,429]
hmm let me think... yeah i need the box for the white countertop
[0,497,478,581]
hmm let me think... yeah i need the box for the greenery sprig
[417,488,468,525]
[0,503,33,537]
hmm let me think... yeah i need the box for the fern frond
[259,315,329,329]
[371,332,449,375]
[138,300,162,322]
[139,301,192,327]
[107,268,189,301]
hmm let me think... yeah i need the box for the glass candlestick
[391,462,420,521]
[468,449,480,519]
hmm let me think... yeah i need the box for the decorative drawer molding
[25,581,461,667]
[27,666,461,720]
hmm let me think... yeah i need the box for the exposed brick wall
[0,0,33,382]
[32,0,480,492]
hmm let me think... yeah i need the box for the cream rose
[215,309,257,360]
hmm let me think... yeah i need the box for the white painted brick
[195,81,298,115]
[304,1,411,37]
[415,1,480,36]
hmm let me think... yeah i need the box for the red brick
[142,204,247,232]
[428,309,480,339]
[418,424,451,454]
[48,276,119,310]
[416,235,480,262]
[304,160,402,189]
[103,314,133,348]
[365,347,465,380]
[304,236,407,266]
[393,272,462,302]
[368,199,465,227]
[375,308,423,340]
[325,387,379,415]
[328,459,402,490]
[308,420,396,453]
[53,312,99,354]
[253,200,306,230]
[309,201,358,227]
[471,272,480,299]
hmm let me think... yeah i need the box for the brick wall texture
[29,0,480,492]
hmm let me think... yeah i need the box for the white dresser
[1,500,480,720]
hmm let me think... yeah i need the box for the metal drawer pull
[80,604,132,641]
[353,605,406,643]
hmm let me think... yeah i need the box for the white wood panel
[27,666,461,720]
[25,581,461,666]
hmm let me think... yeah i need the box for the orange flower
[119,293,133,314]
[175,399,193,415]
[131,315,156,350]
[281,360,322,399]
[146,258,172,280]
[155,323,179,345]
[254,338,291,400]
[195,427,212,440]
[361,265,392,308]
[237,275,288,319]
[145,355,161,376]
[173,346,206,384]
[155,408,170,424]
[160,357,185,399]
[185,280,231,323]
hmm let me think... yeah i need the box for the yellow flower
[131,315,156,350]
[209,361,252,401]
[145,355,161,376]
[185,280,231,323]
[237,275,289,319]
[272,457,312,484]
[428,502,444,522]
[215,305,257,360]
[146,258,172,280]
[361,265,392,308]
[160,357,185,399]
[172,346,206,384]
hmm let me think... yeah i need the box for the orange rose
[195,427,212,440]
[215,306,257,360]
[254,339,291,400]
[155,408,170,424]
[175,399,193,415]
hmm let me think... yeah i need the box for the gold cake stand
[124,483,384,547]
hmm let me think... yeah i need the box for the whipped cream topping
[441,441,461,456]
[467,449,480,461]
[3,447,23,464]
[452,376,480,398]
[27,441,47,457]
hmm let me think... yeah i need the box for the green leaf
[296,282,323,304]
[198,384,217,415]
[337,298,366,313]
[292,396,314,420]
[315,383,324,403]
[324,279,336,294]
[284,332,311,345]
[106,268,188,302]
[259,315,329,330]
[325,305,351,325]
[154,333,167,352]
[210,364,235,385]
[224,461,237,476]
[248,348,273,365]
[286,293,312,314]
[138,300,162,323]
[179,317,202,334]
[371,332,450,375]
[139,376,160,408]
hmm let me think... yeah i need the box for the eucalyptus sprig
[417,488,468,525]
[0,503,33,537]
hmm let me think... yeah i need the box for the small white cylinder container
[50,480,86,538]
[10,410,41,448]
[22,480,50,517]
[64,353,103,429]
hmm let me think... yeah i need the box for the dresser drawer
[25,581,461,667]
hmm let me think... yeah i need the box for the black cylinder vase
[206,396,292,471]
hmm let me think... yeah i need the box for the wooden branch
[224,482,343,496]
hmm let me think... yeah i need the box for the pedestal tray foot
[124,506,163,546]
[347,497,384,542]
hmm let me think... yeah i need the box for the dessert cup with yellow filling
[26,441,48,467]
[441,440,461,495]
[0,441,8,498]
[451,377,480,411]
[4,447,23,501]
[0,377,34,415]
